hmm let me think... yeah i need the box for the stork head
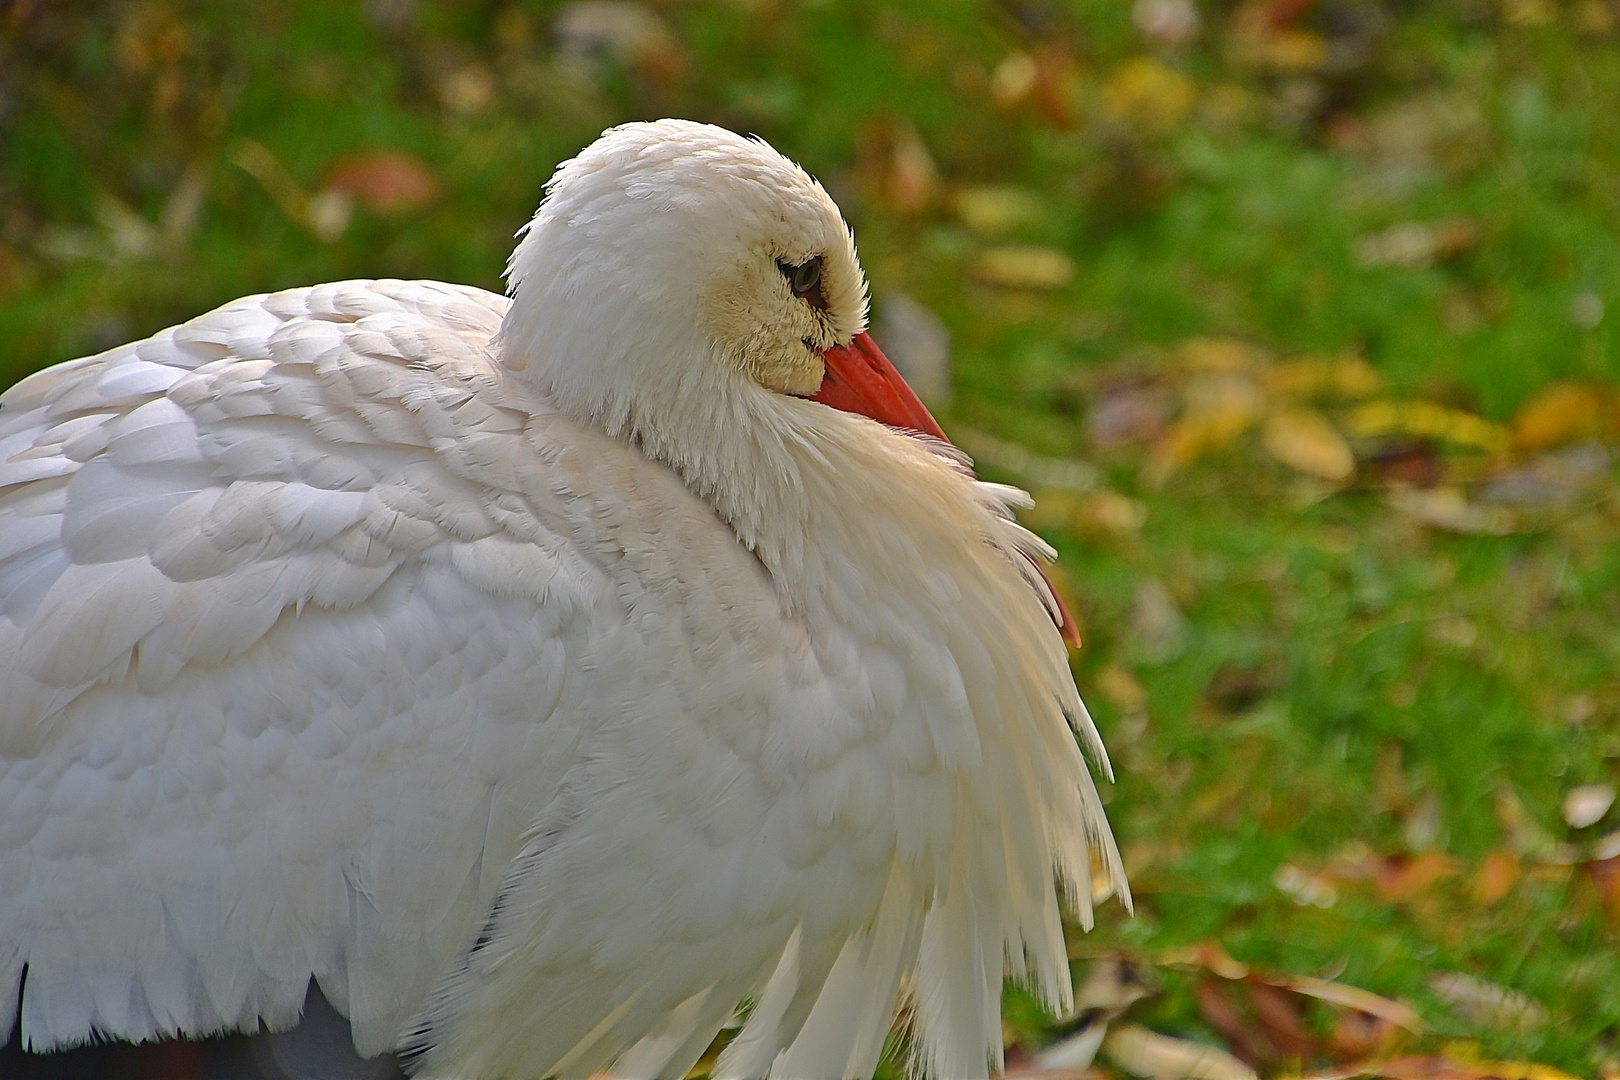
[497,119,944,455]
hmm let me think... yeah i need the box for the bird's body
[0,121,1123,1079]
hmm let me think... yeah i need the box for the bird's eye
[778,256,827,310]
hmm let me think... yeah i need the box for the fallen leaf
[974,246,1076,290]
[1262,353,1385,400]
[1327,1009,1404,1059]
[953,186,1045,235]
[990,52,1039,109]
[1251,971,1422,1036]
[1354,218,1481,269]
[1089,385,1176,449]
[1172,940,1251,980]
[1231,4,1329,72]
[1473,849,1519,905]
[1181,337,1268,372]
[1103,1023,1258,1080]
[1148,373,1264,479]
[1104,56,1197,133]
[1134,0,1203,47]
[1264,407,1356,480]
[1275,862,1339,907]
[1482,444,1614,509]
[1249,980,1315,1058]
[1584,854,1620,923]
[858,118,939,215]
[1493,781,1562,858]
[1563,783,1615,829]
[1129,578,1186,664]
[1428,972,1549,1034]
[1194,979,1270,1066]
[554,1,687,88]
[323,150,439,214]
[1387,487,1516,536]
[1511,381,1620,453]
[1080,491,1150,535]
[1348,400,1510,454]
[1096,665,1149,714]
[1375,851,1459,902]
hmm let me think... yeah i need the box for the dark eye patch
[777,255,827,310]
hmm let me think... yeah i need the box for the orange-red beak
[812,332,1082,647]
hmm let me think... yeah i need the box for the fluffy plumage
[0,120,1125,1080]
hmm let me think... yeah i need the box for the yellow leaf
[1179,336,1268,372]
[1263,352,1385,400]
[1263,407,1355,480]
[953,186,1045,235]
[974,246,1075,290]
[1348,400,1511,454]
[1104,57,1196,133]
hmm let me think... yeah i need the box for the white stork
[0,120,1125,1080]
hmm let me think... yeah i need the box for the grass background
[4,0,1620,1074]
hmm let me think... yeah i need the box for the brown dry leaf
[1248,980,1315,1058]
[1263,407,1356,481]
[1104,56,1197,133]
[1194,979,1272,1066]
[1102,1023,1258,1080]
[1327,1009,1404,1060]
[1511,381,1620,453]
[1428,972,1549,1034]
[974,246,1076,290]
[1585,854,1620,923]
[323,151,439,214]
[1172,940,1252,980]
[1473,849,1520,905]
[1375,851,1459,902]
[1348,400,1510,454]
[988,46,1081,127]
[1386,487,1517,536]
[858,118,939,215]
[1250,971,1422,1036]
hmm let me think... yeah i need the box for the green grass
[4,0,1620,1072]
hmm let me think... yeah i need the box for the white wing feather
[0,281,604,1055]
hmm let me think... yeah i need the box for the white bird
[0,119,1125,1080]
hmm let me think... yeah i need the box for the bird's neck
[636,385,968,630]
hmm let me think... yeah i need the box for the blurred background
[3,0,1620,1076]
